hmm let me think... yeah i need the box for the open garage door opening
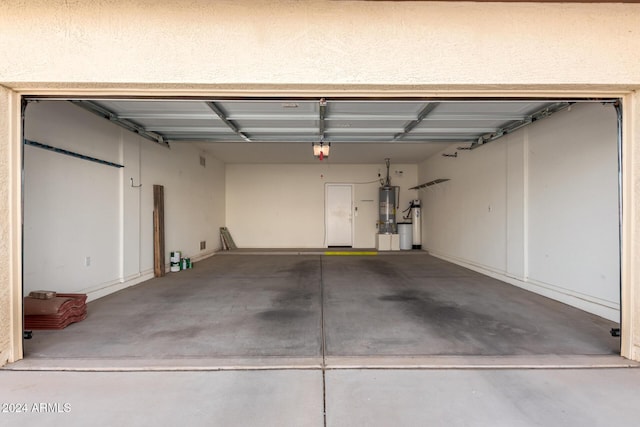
[19,96,622,367]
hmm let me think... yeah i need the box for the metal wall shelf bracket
[410,178,450,190]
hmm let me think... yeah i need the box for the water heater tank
[379,186,397,234]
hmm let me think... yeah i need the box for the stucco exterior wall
[630,91,640,361]
[0,86,21,365]
[0,1,639,88]
[0,88,11,365]
[1,1,640,363]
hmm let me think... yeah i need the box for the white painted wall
[418,103,620,320]
[527,104,620,308]
[23,102,225,301]
[226,163,417,248]
[138,142,225,274]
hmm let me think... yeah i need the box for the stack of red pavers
[24,291,88,330]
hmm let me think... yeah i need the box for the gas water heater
[379,185,398,234]
[379,158,399,234]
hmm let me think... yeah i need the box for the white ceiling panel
[95,100,212,114]
[220,100,319,119]
[327,119,410,129]
[139,118,226,129]
[327,101,427,118]
[431,101,553,115]
[418,119,511,128]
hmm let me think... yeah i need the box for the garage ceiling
[71,99,570,164]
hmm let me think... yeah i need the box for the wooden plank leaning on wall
[153,185,165,277]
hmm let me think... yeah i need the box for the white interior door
[326,184,353,247]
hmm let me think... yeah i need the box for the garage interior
[19,97,622,366]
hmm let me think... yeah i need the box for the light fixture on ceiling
[312,141,330,160]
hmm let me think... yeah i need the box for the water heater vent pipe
[384,158,391,186]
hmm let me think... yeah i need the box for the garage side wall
[419,103,620,321]
[138,141,225,273]
[226,164,417,248]
[23,102,224,301]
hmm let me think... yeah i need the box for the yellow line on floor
[324,251,378,256]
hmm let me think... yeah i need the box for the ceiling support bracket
[470,101,573,149]
[318,98,327,141]
[392,102,439,141]
[205,102,251,142]
[70,101,169,147]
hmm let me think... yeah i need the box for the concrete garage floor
[4,253,638,426]
[19,253,619,363]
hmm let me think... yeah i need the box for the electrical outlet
[199,156,206,167]
[200,241,206,250]
[85,256,91,267]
